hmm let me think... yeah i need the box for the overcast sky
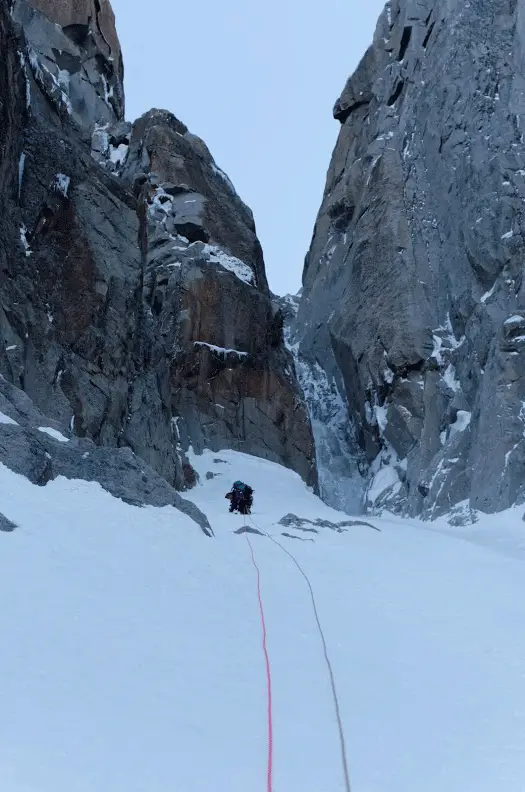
[110,0,385,295]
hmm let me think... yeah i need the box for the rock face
[0,376,212,535]
[12,0,124,130]
[0,0,316,511]
[294,0,525,518]
[93,109,315,485]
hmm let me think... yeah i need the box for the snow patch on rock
[54,173,70,197]
[194,342,249,358]
[19,225,31,257]
[18,152,26,198]
[449,410,471,441]
[18,50,31,109]
[27,46,72,115]
[202,244,255,285]
[38,427,69,443]
[0,412,18,426]
[210,163,237,195]
[443,364,460,392]
[109,142,129,167]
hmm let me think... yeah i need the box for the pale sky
[110,0,386,295]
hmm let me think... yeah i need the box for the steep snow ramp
[1,451,525,790]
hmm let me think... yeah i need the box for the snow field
[0,449,525,790]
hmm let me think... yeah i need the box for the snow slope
[2,449,525,791]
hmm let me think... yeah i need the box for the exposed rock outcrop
[92,108,315,485]
[0,0,316,506]
[12,0,124,130]
[294,0,525,517]
[0,376,212,534]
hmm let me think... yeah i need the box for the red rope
[245,532,274,792]
[248,517,352,792]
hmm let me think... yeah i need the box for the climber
[225,480,254,515]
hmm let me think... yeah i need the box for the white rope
[247,516,352,792]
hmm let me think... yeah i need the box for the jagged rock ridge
[294,0,525,518]
[0,0,316,519]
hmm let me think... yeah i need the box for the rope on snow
[244,520,274,792]
[248,515,352,792]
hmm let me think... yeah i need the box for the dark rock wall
[0,0,316,498]
[294,0,525,517]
